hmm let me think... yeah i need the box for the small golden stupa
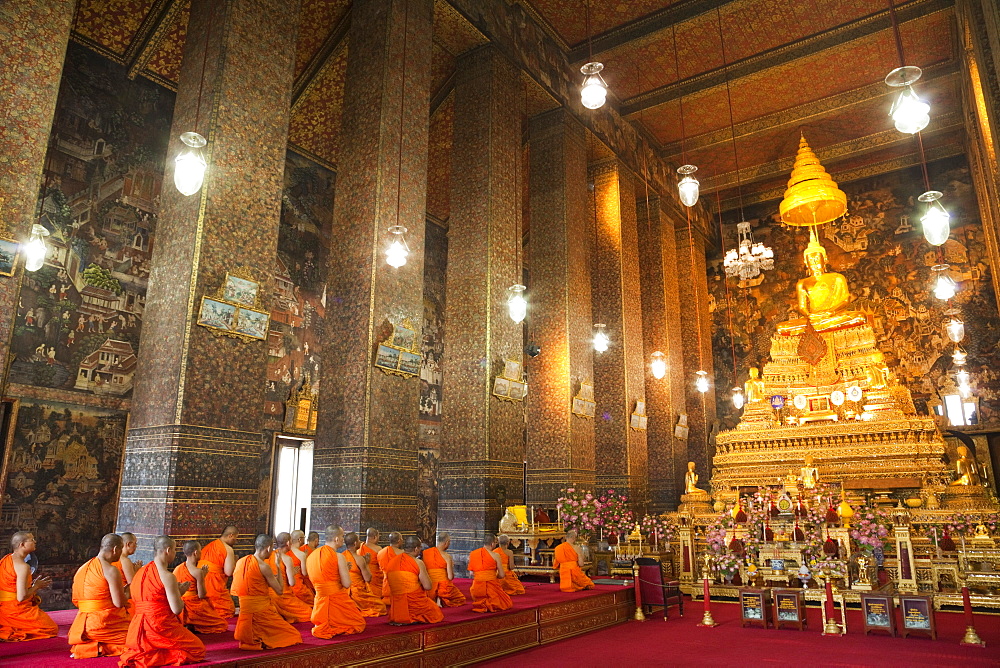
[779,135,847,227]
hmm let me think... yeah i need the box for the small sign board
[772,588,806,630]
[861,593,896,637]
[739,588,771,629]
[899,595,936,640]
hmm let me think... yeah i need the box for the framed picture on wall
[493,377,510,398]
[234,308,269,340]
[0,238,19,277]
[222,273,260,307]
[197,297,237,332]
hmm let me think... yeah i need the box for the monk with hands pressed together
[0,531,58,641]
[68,533,130,658]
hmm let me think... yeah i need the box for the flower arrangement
[715,553,743,579]
[596,489,634,538]
[849,505,893,552]
[640,514,675,547]
[556,488,599,536]
[941,512,1000,537]
[809,557,847,581]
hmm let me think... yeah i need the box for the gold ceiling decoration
[779,134,847,227]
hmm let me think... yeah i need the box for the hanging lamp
[650,351,666,379]
[579,1,608,110]
[593,324,609,352]
[23,224,50,272]
[174,10,214,196]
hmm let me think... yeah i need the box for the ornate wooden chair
[636,557,684,619]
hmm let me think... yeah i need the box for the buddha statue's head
[803,238,828,277]
[687,461,696,472]
[749,367,760,378]
[804,454,814,466]
[957,445,970,458]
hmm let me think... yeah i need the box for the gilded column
[590,160,648,509]
[311,0,433,532]
[117,0,300,557]
[438,46,524,558]
[636,195,687,512]
[0,1,76,389]
[525,110,595,507]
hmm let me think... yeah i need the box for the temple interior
[2,0,1000,663]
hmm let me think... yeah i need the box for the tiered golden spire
[779,134,847,227]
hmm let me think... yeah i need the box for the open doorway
[271,436,313,534]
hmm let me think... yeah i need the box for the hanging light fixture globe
[23,224,51,272]
[732,387,745,409]
[917,190,949,246]
[944,310,965,343]
[592,323,609,352]
[174,131,208,196]
[931,264,957,300]
[677,164,700,207]
[580,62,608,110]
[507,284,527,324]
[385,225,409,268]
[885,66,930,134]
[650,351,666,379]
[952,347,967,366]
[695,370,709,393]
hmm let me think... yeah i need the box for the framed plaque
[739,588,771,629]
[772,589,806,631]
[899,595,935,640]
[860,593,895,637]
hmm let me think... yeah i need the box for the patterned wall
[708,156,1000,431]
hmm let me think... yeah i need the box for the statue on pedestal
[745,367,766,404]
[950,445,981,486]
[685,461,708,497]
[777,234,865,335]
[800,455,819,490]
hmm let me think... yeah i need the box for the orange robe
[493,547,526,595]
[553,543,595,592]
[468,548,513,613]
[360,543,383,595]
[197,540,234,619]
[376,546,399,604]
[306,546,366,638]
[119,563,205,668]
[111,561,136,616]
[345,550,386,617]
[0,554,58,641]
[231,555,302,651]
[267,553,312,623]
[421,547,467,607]
[288,549,314,605]
[172,562,228,634]
[385,552,443,624]
[68,557,131,657]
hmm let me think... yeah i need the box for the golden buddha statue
[684,461,708,497]
[950,445,982,486]
[778,233,866,334]
[800,455,819,489]
[865,352,890,389]
[745,367,766,404]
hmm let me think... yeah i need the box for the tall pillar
[675,222,717,487]
[525,110,595,506]
[590,160,648,509]
[0,1,76,389]
[312,0,432,532]
[117,0,300,557]
[438,46,523,557]
[636,195,687,512]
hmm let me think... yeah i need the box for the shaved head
[498,534,510,547]
[183,540,201,557]
[255,534,274,552]
[153,535,174,554]
[101,533,124,551]
[275,532,290,548]
[387,531,402,547]
[483,533,497,547]
[290,530,305,544]
[307,531,319,543]
[366,527,379,540]
[403,535,422,552]
[566,529,578,541]
[344,532,360,549]
[120,532,136,543]
[324,525,343,542]
[222,526,238,538]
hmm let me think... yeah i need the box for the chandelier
[724,222,774,280]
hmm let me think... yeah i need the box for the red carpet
[0,579,623,666]
[477,598,1000,667]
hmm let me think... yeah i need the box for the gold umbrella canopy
[779,135,847,227]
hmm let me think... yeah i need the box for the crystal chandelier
[724,221,774,280]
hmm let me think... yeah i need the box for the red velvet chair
[636,557,684,619]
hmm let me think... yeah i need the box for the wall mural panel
[709,156,1000,431]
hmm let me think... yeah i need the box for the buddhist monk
[172,541,228,634]
[554,530,595,592]
[68,533,130,657]
[306,525,366,639]
[199,526,237,619]
[359,528,383,599]
[117,533,143,586]
[305,531,320,555]
[231,534,302,651]
[385,536,443,625]
[343,531,385,617]
[0,531,57,641]
[422,532,466,607]
[269,532,312,623]
[494,534,525,595]
[376,531,404,605]
[468,534,513,613]
[288,530,315,605]
[119,536,206,667]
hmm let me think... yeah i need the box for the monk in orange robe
[232,534,302,651]
[306,525,366,638]
[68,533,130,658]
[422,532,466,607]
[268,533,312,623]
[468,534,513,613]
[0,531,57,641]
[116,533,143,587]
[305,531,320,555]
[119,536,206,667]
[554,530,595,592]
[359,528,383,601]
[343,531,385,616]
[198,526,237,619]
[172,541,228,634]
[376,531,404,605]
[494,534,525,595]
[288,530,315,605]
[385,536,443,625]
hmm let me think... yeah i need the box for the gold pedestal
[679,492,713,516]
[961,624,986,647]
[633,605,647,622]
[942,485,994,511]
[823,619,843,635]
[698,610,717,627]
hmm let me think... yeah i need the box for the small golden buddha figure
[950,445,982,486]
[800,455,819,489]
[684,461,708,497]
[865,352,890,390]
[778,234,866,335]
[745,367,766,404]
[974,524,990,539]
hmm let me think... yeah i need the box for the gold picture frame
[196,267,271,342]
[374,318,421,378]
[572,382,596,418]
[493,358,527,402]
[630,398,647,431]
[0,235,19,277]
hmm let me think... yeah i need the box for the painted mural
[417,219,448,545]
[709,156,1000,431]
[9,43,173,398]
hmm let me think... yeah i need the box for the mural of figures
[709,156,1000,430]
[9,44,172,398]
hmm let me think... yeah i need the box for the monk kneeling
[306,526,366,638]
[494,534,525,595]
[422,533,466,607]
[288,530,315,605]
[198,526,237,619]
[343,532,385,617]
[173,541,228,634]
[386,536,443,625]
[554,530,594,592]
[269,533,312,623]
[69,533,130,657]
[120,536,206,667]
[377,532,404,605]
[232,534,302,651]
[469,535,513,613]
[0,531,57,641]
